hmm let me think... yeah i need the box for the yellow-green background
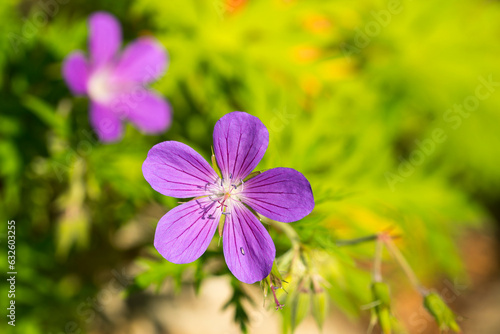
[1,0,499,333]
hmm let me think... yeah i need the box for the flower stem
[271,285,285,310]
[381,234,427,295]
[265,218,301,248]
[336,234,378,246]
[372,238,383,283]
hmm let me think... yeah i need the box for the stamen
[196,200,216,219]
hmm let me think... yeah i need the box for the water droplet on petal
[240,247,245,255]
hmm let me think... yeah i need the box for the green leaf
[22,95,68,137]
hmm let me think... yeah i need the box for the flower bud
[370,282,394,334]
[260,261,286,310]
[371,282,391,308]
[424,292,461,332]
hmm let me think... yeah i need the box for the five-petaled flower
[143,112,314,283]
[62,11,171,142]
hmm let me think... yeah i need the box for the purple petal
[111,89,172,134]
[241,167,314,223]
[62,51,89,95]
[223,202,275,284]
[88,12,122,67]
[155,197,221,264]
[143,141,218,198]
[89,102,123,142]
[114,37,167,84]
[213,112,269,181]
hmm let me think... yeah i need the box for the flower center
[205,175,245,215]
[87,69,116,104]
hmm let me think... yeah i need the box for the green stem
[265,217,301,248]
[382,236,426,294]
[336,234,378,247]
[372,238,383,283]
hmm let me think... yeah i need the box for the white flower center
[87,69,115,104]
[206,175,245,214]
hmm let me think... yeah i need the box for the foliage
[1,0,499,333]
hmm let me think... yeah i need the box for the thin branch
[336,235,378,246]
[381,234,427,295]
[264,217,301,248]
[372,238,383,283]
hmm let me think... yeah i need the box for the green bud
[370,282,393,334]
[377,307,392,334]
[424,292,461,332]
[371,282,391,308]
[260,261,286,309]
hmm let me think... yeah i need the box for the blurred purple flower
[62,11,171,142]
[143,112,314,283]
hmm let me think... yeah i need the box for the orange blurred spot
[300,75,322,97]
[292,45,321,63]
[303,14,332,34]
[226,0,247,14]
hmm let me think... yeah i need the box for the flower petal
[62,51,89,95]
[112,89,172,134]
[114,37,167,84]
[213,112,269,181]
[88,12,122,67]
[241,167,314,223]
[89,102,123,142]
[223,202,275,283]
[154,197,221,264]
[143,141,218,198]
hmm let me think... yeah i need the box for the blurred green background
[1,0,500,333]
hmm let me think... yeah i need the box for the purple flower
[142,112,314,283]
[62,12,171,142]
